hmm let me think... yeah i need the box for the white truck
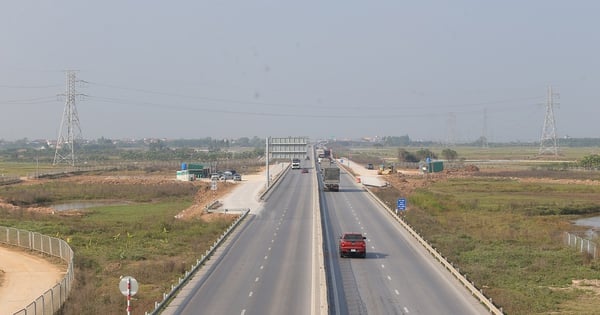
[322,166,340,191]
[291,158,301,169]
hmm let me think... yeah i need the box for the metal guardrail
[368,191,504,314]
[0,226,75,315]
[259,163,290,200]
[146,208,250,315]
[339,164,504,315]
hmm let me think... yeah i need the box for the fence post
[588,240,591,256]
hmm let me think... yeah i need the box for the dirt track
[0,246,66,315]
[1,161,596,314]
[0,166,280,314]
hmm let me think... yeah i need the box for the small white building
[176,170,195,181]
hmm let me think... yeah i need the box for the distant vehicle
[210,174,220,181]
[316,148,325,158]
[220,171,234,180]
[366,163,374,170]
[301,168,308,174]
[233,174,242,181]
[339,233,366,258]
[322,166,340,191]
[291,158,301,169]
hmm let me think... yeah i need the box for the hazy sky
[1,1,599,143]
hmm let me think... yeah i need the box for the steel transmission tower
[54,70,84,166]
[538,86,559,155]
[445,112,456,147]
[481,108,489,148]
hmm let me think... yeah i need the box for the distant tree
[579,154,600,169]
[238,137,250,146]
[149,140,168,152]
[441,148,458,161]
[415,148,437,161]
[384,135,411,146]
[471,136,488,147]
[249,136,264,147]
[97,137,114,145]
[398,148,419,162]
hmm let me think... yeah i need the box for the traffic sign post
[119,276,138,315]
[397,198,407,215]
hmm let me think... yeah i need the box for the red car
[339,233,366,258]
[301,168,309,173]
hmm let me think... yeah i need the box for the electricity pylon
[538,86,559,156]
[481,108,489,148]
[53,70,84,166]
[445,112,456,147]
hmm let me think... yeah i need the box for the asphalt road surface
[321,163,488,314]
[165,161,315,314]
[165,157,489,314]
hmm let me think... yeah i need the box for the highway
[166,161,315,315]
[165,157,489,315]
[321,164,489,314]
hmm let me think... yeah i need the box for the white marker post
[127,277,131,315]
[119,276,139,315]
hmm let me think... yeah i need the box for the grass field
[0,172,236,314]
[373,173,600,315]
[3,152,600,314]
[343,145,599,164]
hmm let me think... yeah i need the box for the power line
[0,84,62,89]
[88,94,526,120]
[87,80,544,112]
[1,96,57,104]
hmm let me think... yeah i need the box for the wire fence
[0,226,74,315]
[24,159,267,180]
[0,176,21,186]
[564,232,598,259]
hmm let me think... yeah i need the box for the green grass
[375,177,600,315]
[346,145,600,164]
[0,178,236,314]
[0,180,197,206]
[0,161,56,177]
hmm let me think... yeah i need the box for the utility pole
[445,112,456,147]
[481,108,489,148]
[538,86,559,156]
[54,70,84,166]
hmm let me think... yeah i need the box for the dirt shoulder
[0,165,280,314]
[0,246,67,315]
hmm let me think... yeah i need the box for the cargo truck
[316,148,325,158]
[291,158,301,169]
[322,166,340,191]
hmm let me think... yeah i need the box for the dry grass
[372,169,600,315]
[0,170,241,315]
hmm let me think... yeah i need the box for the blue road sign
[397,198,406,211]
